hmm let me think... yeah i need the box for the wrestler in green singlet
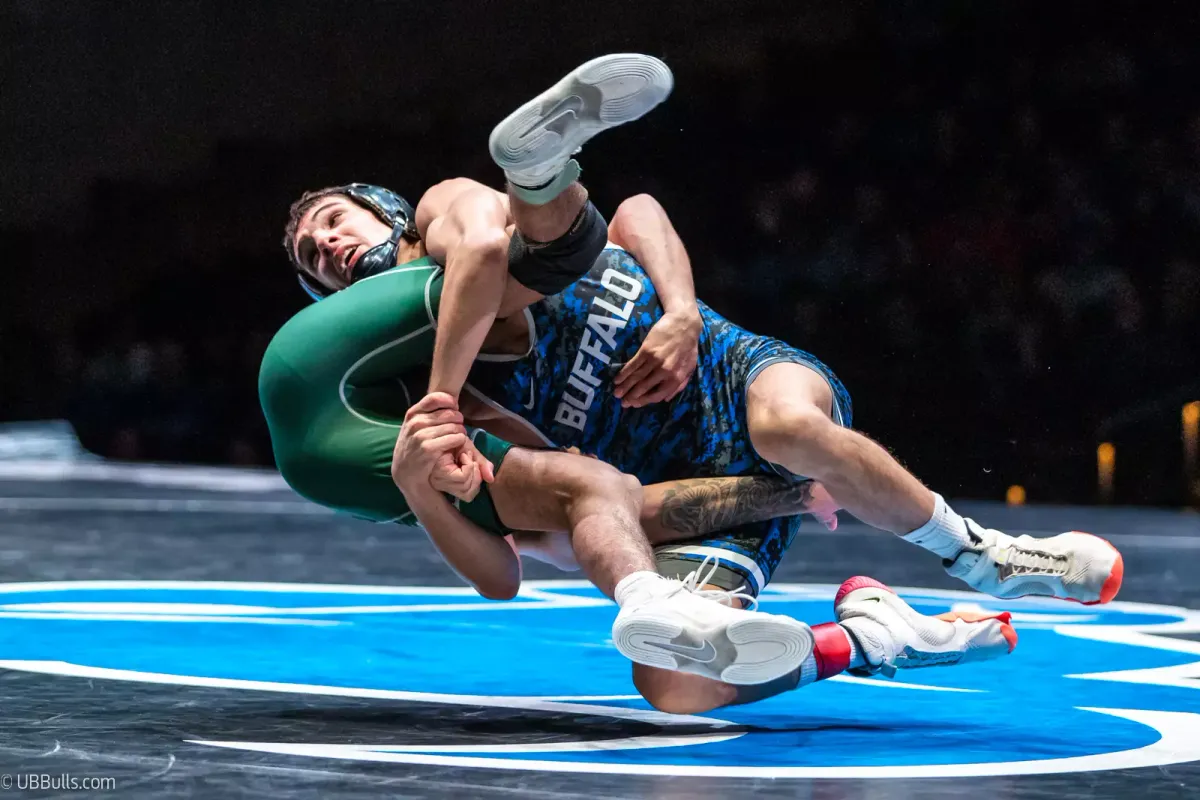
[258,259,515,532]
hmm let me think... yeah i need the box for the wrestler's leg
[631,516,802,713]
[431,54,671,439]
[490,53,673,207]
[746,362,935,536]
[745,361,1122,605]
[632,518,1018,716]
[490,446,652,598]
[513,528,814,713]
[429,191,584,393]
[491,53,673,304]
[631,587,1017,715]
[488,446,818,688]
[487,449,1013,712]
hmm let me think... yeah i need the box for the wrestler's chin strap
[348,219,408,284]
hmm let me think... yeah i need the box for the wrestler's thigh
[746,361,834,426]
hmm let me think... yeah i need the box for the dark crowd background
[2,1,1198,508]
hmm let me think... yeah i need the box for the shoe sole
[489,53,673,173]
[612,612,813,685]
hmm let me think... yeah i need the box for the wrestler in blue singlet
[465,247,854,595]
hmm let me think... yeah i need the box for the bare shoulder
[415,178,508,235]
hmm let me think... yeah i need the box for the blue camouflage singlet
[466,248,852,484]
[464,248,854,595]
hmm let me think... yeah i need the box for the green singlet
[258,258,516,532]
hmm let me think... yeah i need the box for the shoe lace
[1005,545,1069,577]
[665,556,760,611]
[895,647,962,671]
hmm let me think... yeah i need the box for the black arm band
[507,200,608,295]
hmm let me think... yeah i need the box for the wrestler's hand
[806,481,841,531]
[402,392,496,503]
[430,445,487,502]
[392,394,471,496]
[442,432,498,503]
[613,309,701,408]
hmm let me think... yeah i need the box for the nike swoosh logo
[643,638,717,664]
[513,95,585,142]
[522,382,535,410]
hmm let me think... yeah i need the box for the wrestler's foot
[835,576,1017,678]
[946,524,1124,605]
[612,560,812,686]
[489,53,673,188]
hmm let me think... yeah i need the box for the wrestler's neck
[397,239,427,264]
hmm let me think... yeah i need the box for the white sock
[900,492,972,560]
[845,624,865,670]
[797,651,819,687]
[613,570,667,607]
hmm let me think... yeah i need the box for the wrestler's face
[293,196,392,292]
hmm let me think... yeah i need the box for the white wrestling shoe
[489,53,674,186]
[947,522,1124,606]
[835,576,1017,678]
[612,560,813,685]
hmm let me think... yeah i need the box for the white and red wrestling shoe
[834,576,1018,678]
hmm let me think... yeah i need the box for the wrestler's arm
[607,194,703,406]
[419,186,698,411]
[393,393,522,600]
[415,179,508,234]
[607,193,700,320]
[406,482,523,600]
[416,182,516,403]
[641,475,822,542]
[418,183,697,315]
[515,475,832,570]
[549,446,829,538]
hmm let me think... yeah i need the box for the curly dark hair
[281,185,352,272]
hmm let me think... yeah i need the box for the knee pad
[507,200,608,295]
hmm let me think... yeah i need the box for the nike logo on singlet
[553,267,643,432]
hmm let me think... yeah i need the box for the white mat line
[0,497,326,514]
